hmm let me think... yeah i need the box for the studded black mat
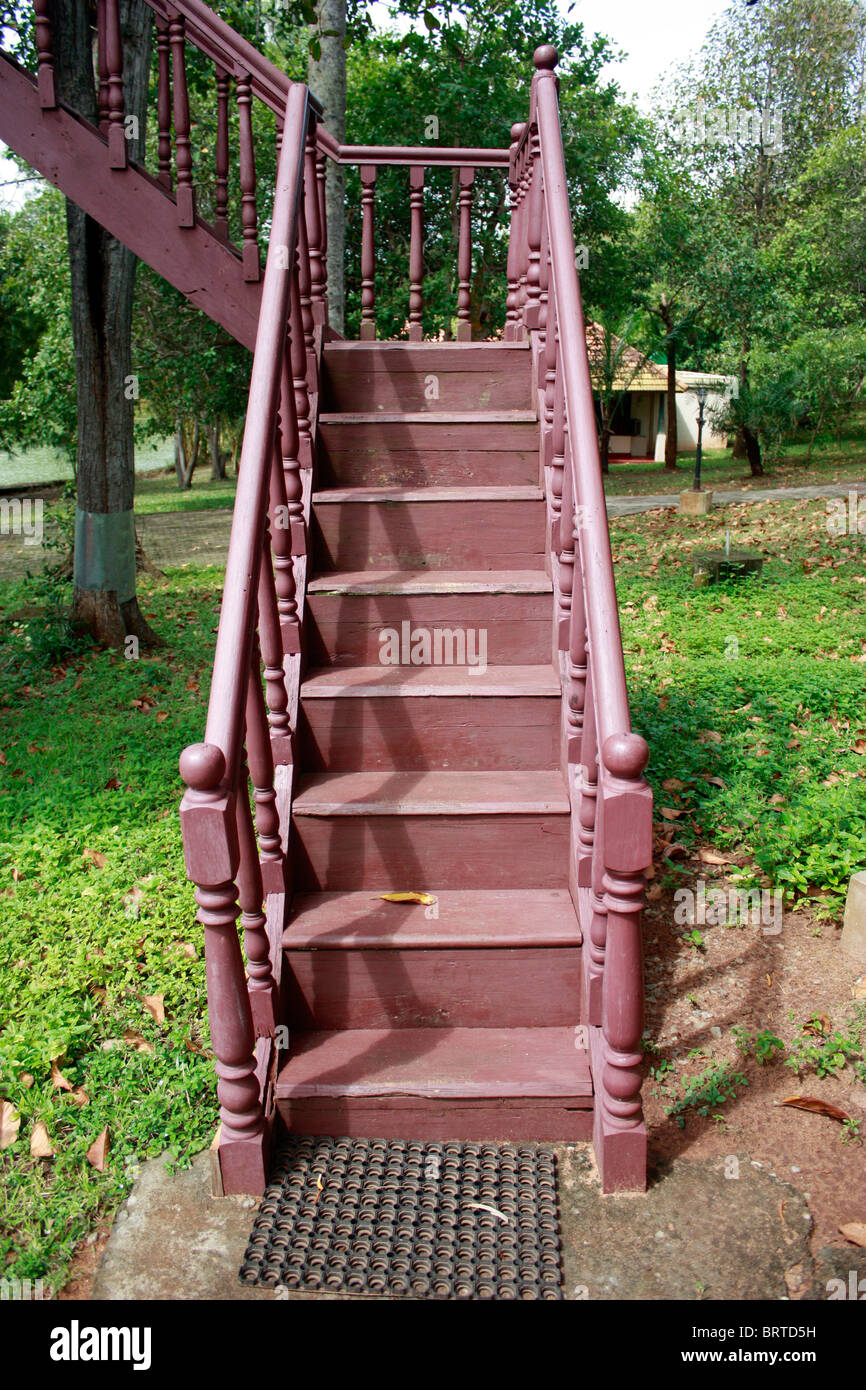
[239,1136,564,1300]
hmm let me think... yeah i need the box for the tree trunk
[308,0,346,334]
[599,420,611,474]
[742,425,763,476]
[54,0,157,648]
[661,309,678,470]
[208,419,226,479]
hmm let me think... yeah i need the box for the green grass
[133,471,237,515]
[604,411,866,497]
[0,565,223,1289]
[1,489,864,1289]
[613,495,866,916]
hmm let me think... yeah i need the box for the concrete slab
[841,871,866,963]
[92,1143,828,1302]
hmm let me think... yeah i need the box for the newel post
[179,743,268,1194]
[596,732,652,1192]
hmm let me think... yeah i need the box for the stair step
[275,1026,593,1141]
[284,889,580,949]
[300,664,559,697]
[318,413,539,488]
[311,489,546,571]
[298,665,560,771]
[322,342,532,413]
[307,569,550,594]
[290,771,570,890]
[292,769,569,816]
[305,571,554,666]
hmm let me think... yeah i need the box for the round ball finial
[510,121,526,143]
[603,732,649,780]
[534,44,559,71]
[179,741,226,791]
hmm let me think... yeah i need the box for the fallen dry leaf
[853,975,866,1000]
[698,730,723,744]
[123,1030,154,1054]
[0,1100,20,1148]
[104,776,121,790]
[662,777,685,791]
[779,1096,851,1123]
[30,1122,55,1159]
[660,807,683,821]
[82,848,107,869]
[155,711,170,724]
[137,993,165,1025]
[19,1072,34,1089]
[174,941,198,959]
[67,1087,90,1108]
[646,883,663,902]
[378,892,437,906]
[86,1126,110,1171]
[697,847,735,865]
[50,1060,74,1092]
[839,1222,866,1248]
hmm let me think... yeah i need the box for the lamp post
[693,384,708,492]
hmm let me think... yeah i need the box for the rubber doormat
[239,1136,564,1299]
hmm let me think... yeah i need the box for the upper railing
[508,48,653,1188]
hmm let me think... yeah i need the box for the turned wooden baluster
[515,145,532,327]
[524,126,543,327]
[296,199,315,367]
[548,340,566,556]
[236,73,260,280]
[277,320,306,556]
[304,124,326,322]
[542,273,557,476]
[360,164,376,341]
[235,748,278,1035]
[505,123,525,341]
[565,543,588,767]
[213,67,230,239]
[103,0,127,168]
[33,0,56,108]
[556,449,575,649]
[456,167,474,341]
[96,0,109,131]
[576,669,599,891]
[599,734,652,1189]
[178,743,267,1194]
[291,253,313,464]
[316,150,329,312]
[256,547,292,761]
[169,13,195,226]
[246,645,287,897]
[269,422,302,645]
[408,167,424,341]
[155,19,172,189]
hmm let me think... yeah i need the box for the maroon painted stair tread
[318,410,538,425]
[276,1027,593,1100]
[283,888,581,949]
[300,664,560,698]
[291,769,570,816]
[312,485,543,504]
[307,569,552,594]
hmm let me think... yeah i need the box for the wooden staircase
[1,3,653,1195]
[277,341,592,1140]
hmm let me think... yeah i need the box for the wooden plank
[300,663,559,696]
[283,945,582,1029]
[277,1026,593,1098]
[320,447,540,488]
[307,569,551,595]
[276,1098,594,1142]
[292,769,570,816]
[284,888,581,948]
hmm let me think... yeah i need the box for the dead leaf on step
[30,1122,55,1159]
[0,1100,20,1148]
[86,1127,110,1172]
[378,892,437,906]
[137,993,165,1025]
[778,1096,851,1123]
[697,848,735,865]
[50,1060,74,1092]
[839,1222,866,1248]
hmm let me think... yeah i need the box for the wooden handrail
[203,82,309,776]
